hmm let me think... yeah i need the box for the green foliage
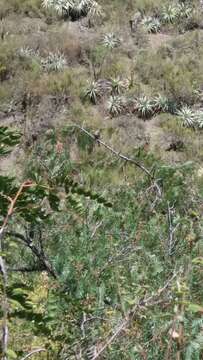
[0,1,203,359]
[0,127,21,156]
[1,123,202,359]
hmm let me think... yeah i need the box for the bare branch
[8,265,46,273]
[90,221,103,239]
[72,125,162,205]
[167,202,180,256]
[19,348,46,360]
[5,231,57,279]
[73,125,152,178]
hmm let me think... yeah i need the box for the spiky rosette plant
[87,0,103,24]
[107,95,125,116]
[102,33,121,50]
[161,2,193,24]
[194,110,203,129]
[41,52,67,72]
[153,94,169,113]
[110,77,129,95]
[177,2,193,19]
[141,16,161,33]
[135,96,154,119]
[176,106,196,128]
[42,0,100,20]
[84,80,102,104]
[161,4,179,23]
[18,47,40,59]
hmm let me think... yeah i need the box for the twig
[167,202,180,256]
[7,265,46,273]
[98,244,141,276]
[19,348,46,360]
[90,221,103,239]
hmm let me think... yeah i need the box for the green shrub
[135,47,202,104]
[0,0,42,17]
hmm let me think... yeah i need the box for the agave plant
[194,110,203,129]
[84,80,102,104]
[110,77,129,95]
[18,47,39,59]
[42,0,99,19]
[176,106,196,128]
[135,96,154,119]
[42,0,68,16]
[161,4,179,23]
[102,33,121,50]
[153,94,169,113]
[177,2,193,19]
[87,0,104,22]
[107,96,125,116]
[141,16,161,33]
[41,52,67,72]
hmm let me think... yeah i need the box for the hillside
[0,1,203,359]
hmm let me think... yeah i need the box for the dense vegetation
[0,0,203,359]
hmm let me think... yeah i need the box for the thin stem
[19,348,46,360]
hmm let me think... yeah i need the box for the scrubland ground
[0,1,203,359]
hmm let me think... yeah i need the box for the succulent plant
[161,2,193,24]
[153,94,169,113]
[194,110,203,128]
[84,80,102,104]
[41,52,67,72]
[161,4,179,23]
[42,0,100,19]
[102,33,121,50]
[87,0,103,22]
[177,2,193,19]
[110,77,129,95]
[141,16,161,33]
[107,96,125,116]
[176,106,196,128]
[18,47,39,59]
[135,96,154,119]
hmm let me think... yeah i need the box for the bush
[0,0,42,17]
[135,46,202,104]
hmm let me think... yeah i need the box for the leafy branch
[86,271,178,359]
[0,181,34,360]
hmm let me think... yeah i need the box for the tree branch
[72,125,162,203]
[8,265,46,273]
[73,125,152,178]
[5,231,57,279]
[19,348,46,360]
